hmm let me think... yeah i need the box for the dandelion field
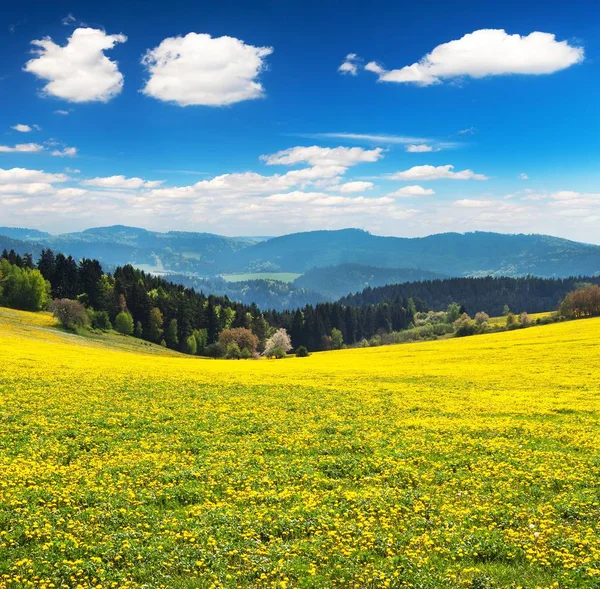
[1,309,600,588]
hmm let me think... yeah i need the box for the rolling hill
[2,306,600,587]
[295,263,447,300]
[2,226,600,308]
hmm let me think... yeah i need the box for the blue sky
[2,0,600,242]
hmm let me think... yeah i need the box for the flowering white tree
[263,328,292,358]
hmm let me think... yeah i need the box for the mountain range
[1,225,599,309]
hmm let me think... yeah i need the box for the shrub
[204,343,224,358]
[114,311,134,335]
[475,312,490,325]
[264,328,292,358]
[453,313,477,337]
[239,347,253,359]
[52,299,89,330]
[519,312,532,327]
[90,310,112,331]
[225,342,242,359]
[559,285,600,318]
[295,345,309,357]
[506,312,517,327]
[219,328,259,355]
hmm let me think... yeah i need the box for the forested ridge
[340,275,600,317]
[2,247,599,354]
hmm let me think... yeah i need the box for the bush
[519,312,532,327]
[204,343,224,358]
[239,347,253,359]
[264,328,292,358]
[52,299,89,330]
[219,328,259,355]
[559,285,600,318]
[266,345,286,359]
[453,313,477,337]
[114,311,134,335]
[506,312,517,327]
[474,312,490,325]
[87,310,112,331]
[225,342,242,359]
[295,345,309,357]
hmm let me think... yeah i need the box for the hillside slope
[3,226,600,280]
[221,229,600,276]
[295,263,447,299]
[1,309,600,587]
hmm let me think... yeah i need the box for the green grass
[220,272,302,283]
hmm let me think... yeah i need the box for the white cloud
[390,164,488,181]
[0,168,68,183]
[364,61,385,75]
[12,124,33,133]
[82,175,164,189]
[55,187,88,198]
[366,29,584,86]
[51,147,78,157]
[0,183,54,195]
[54,110,71,115]
[261,145,383,167]
[388,185,435,197]
[458,127,478,135]
[0,143,45,153]
[406,144,437,153]
[453,199,496,208]
[338,53,360,76]
[24,27,127,102]
[329,181,374,193]
[141,33,273,106]
[520,172,529,180]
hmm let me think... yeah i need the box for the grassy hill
[2,308,600,587]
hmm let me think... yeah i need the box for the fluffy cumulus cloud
[338,53,360,75]
[24,28,127,102]
[82,175,164,189]
[387,185,435,197]
[390,164,488,181]
[520,172,529,180]
[0,168,68,183]
[0,143,45,153]
[329,181,374,193]
[406,144,436,153]
[12,124,33,133]
[141,33,273,106]
[365,29,584,86]
[51,147,78,157]
[261,146,383,167]
[453,199,496,208]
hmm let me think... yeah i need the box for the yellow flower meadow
[0,307,599,588]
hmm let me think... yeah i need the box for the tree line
[0,249,416,354]
[339,275,600,317]
[3,247,599,356]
